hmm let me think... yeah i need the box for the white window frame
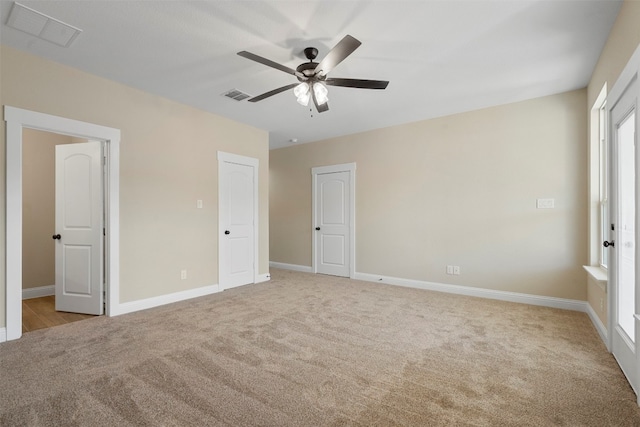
[599,102,609,269]
[588,84,609,272]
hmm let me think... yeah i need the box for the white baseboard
[112,284,220,316]
[255,273,271,283]
[269,261,313,273]
[353,272,588,313]
[111,274,269,318]
[586,303,608,347]
[22,285,55,300]
[269,264,589,313]
[0,327,6,343]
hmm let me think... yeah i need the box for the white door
[315,171,350,277]
[608,77,638,394]
[54,141,103,315]
[219,154,256,289]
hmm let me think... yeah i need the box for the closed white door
[54,141,103,315]
[608,77,637,394]
[219,155,256,289]
[315,171,350,277]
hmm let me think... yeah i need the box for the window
[598,103,609,269]
[588,84,609,272]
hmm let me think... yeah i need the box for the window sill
[583,265,607,292]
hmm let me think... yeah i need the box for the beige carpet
[1,269,639,426]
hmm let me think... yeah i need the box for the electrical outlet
[197,199,203,209]
[446,265,454,275]
[453,266,461,275]
[181,270,187,280]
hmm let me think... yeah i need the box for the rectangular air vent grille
[223,89,251,101]
[6,2,82,48]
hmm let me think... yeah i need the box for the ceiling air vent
[223,89,251,102]
[6,2,82,48]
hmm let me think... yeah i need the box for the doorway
[21,130,101,332]
[312,163,356,278]
[4,106,121,342]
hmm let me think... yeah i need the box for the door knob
[52,234,61,240]
[224,230,230,235]
[603,240,615,248]
[315,227,320,231]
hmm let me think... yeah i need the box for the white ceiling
[0,0,622,149]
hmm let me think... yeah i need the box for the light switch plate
[536,198,554,209]
[197,199,203,209]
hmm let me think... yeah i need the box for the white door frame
[311,163,356,278]
[217,151,259,289]
[4,106,120,342]
[606,43,640,402]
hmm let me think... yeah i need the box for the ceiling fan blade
[325,78,389,90]
[311,92,329,113]
[317,100,329,113]
[248,83,299,102]
[238,51,304,78]
[314,35,361,77]
[311,87,329,113]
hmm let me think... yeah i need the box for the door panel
[609,77,637,394]
[321,235,345,266]
[55,141,103,315]
[316,171,350,277]
[322,180,346,224]
[219,159,255,289]
[63,245,92,294]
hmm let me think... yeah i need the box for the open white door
[607,60,639,396]
[218,152,258,290]
[312,163,355,278]
[54,141,103,315]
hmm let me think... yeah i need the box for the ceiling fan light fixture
[294,82,310,106]
[313,82,329,105]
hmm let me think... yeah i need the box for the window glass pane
[617,110,635,341]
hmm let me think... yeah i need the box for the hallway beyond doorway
[22,296,94,333]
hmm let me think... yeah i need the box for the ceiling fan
[237,35,389,113]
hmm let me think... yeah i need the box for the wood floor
[22,296,95,333]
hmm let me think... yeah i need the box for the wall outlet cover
[536,198,555,209]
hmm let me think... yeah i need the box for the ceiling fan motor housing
[303,47,318,60]
[296,61,323,81]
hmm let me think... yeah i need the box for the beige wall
[587,0,640,108]
[271,89,588,300]
[22,129,75,290]
[587,276,607,326]
[586,0,640,323]
[1,46,269,328]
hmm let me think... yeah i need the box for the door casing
[311,163,356,278]
[4,106,120,341]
